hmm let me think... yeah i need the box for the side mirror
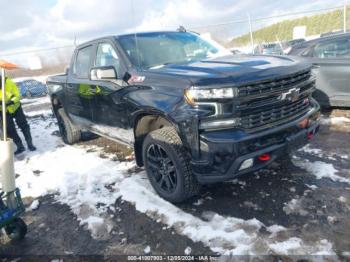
[90,66,117,81]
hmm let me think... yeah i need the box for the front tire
[57,108,81,145]
[142,127,199,203]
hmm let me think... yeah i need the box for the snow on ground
[27,199,40,211]
[299,144,346,161]
[6,112,336,255]
[283,198,308,216]
[25,109,53,117]
[21,96,51,106]
[320,116,350,125]
[292,157,350,184]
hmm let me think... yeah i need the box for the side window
[313,38,350,58]
[95,43,120,77]
[73,45,93,78]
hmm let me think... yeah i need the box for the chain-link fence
[189,5,349,54]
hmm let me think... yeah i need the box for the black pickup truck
[47,31,320,203]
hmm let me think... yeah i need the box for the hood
[143,54,310,87]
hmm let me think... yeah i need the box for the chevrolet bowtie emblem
[278,87,300,102]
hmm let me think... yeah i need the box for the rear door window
[313,38,350,58]
[73,45,94,78]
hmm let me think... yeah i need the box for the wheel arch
[133,111,179,167]
[50,95,64,116]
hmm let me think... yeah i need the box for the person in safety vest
[0,75,36,154]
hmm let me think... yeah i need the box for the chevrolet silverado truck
[47,31,320,203]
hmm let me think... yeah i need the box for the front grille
[240,98,311,130]
[238,69,312,97]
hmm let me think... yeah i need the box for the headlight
[185,87,238,104]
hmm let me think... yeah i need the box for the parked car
[254,43,283,55]
[282,38,306,54]
[288,33,350,107]
[16,79,48,98]
[47,31,320,203]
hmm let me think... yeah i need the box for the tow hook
[307,131,314,140]
[258,153,271,161]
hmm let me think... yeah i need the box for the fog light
[239,158,254,171]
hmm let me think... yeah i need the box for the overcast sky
[0,0,347,55]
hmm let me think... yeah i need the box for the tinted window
[74,46,93,78]
[313,38,350,58]
[95,43,120,77]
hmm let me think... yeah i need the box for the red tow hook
[258,153,270,161]
[307,131,314,140]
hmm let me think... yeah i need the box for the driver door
[90,42,132,145]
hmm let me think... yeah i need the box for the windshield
[118,32,231,69]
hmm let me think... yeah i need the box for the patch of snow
[292,158,350,184]
[299,145,346,161]
[269,237,303,255]
[340,154,349,159]
[8,115,336,256]
[283,198,308,216]
[184,246,192,255]
[327,216,337,224]
[266,225,286,238]
[269,238,334,256]
[300,145,323,156]
[305,184,318,190]
[22,96,51,106]
[338,196,346,203]
[28,199,40,211]
[321,116,350,125]
[25,109,52,118]
[80,216,106,238]
[144,246,151,254]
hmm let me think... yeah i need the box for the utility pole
[247,13,254,54]
[1,68,6,141]
[344,3,347,33]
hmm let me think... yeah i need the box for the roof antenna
[131,0,141,69]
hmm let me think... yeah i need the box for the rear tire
[142,127,199,203]
[5,218,27,241]
[57,108,81,145]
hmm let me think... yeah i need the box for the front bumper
[191,101,320,184]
